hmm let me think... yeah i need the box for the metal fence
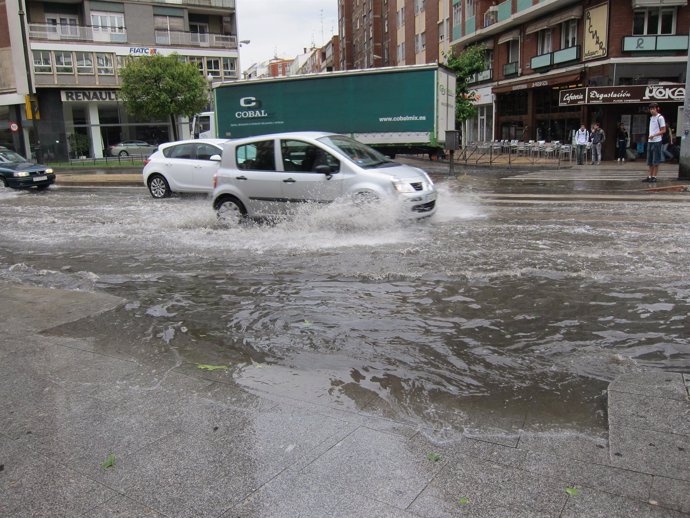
[458,141,574,168]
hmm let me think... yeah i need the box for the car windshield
[318,135,392,169]
[0,149,28,163]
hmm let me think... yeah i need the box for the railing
[469,68,493,83]
[622,34,689,52]
[464,16,476,35]
[459,140,571,168]
[497,0,512,22]
[29,23,127,43]
[531,52,552,70]
[154,30,237,48]
[553,45,580,65]
[503,61,518,77]
[517,0,533,12]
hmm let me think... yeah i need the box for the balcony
[159,0,235,7]
[154,30,237,49]
[465,16,476,35]
[29,23,127,43]
[552,45,580,65]
[503,61,518,77]
[622,34,689,52]
[517,0,533,11]
[497,0,512,23]
[484,7,498,28]
[531,52,552,70]
[470,68,493,83]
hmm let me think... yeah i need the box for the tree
[119,53,209,141]
[444,46,487,126]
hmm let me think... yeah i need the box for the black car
[0,146,55,190]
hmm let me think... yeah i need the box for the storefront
[464,86,493,145]
[558,83,685,158]
[493,72,583,142]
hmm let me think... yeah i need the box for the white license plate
[33,176,47,182]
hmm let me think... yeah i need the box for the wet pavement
[1,160,689,516]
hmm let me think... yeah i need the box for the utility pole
[17,0,40,161]
[679,45,690,180]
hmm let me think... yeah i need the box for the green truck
[203,64,456,158]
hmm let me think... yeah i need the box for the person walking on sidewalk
[644,102,666,183]
[575,124,589,165]
[615,122,628,163]
[590,122,605,165]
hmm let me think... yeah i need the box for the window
[33,51,52,73]
[190,23,209,44]
[55,51,73,73]
[96,53,114,75]
[90,12,125,33]
[452,3,462,28]
[168,143,195,159]
[561,19,577,48]
[508,39,520,63]
[397,6,405,26]
[46,15,79,37]
[76,52,93,74]
[537,29,552,55]
[236,140,275,171]
[154,15,184,31]
[281,140,339,173]
[485,49,494,70]
[415,0,425,14]
[196,144,220,161]
[397,42,405,63]
[222,57,236,76]
[633,8,675,35]
[188,56,204,74]
[465,0,475,18]
[206,58,221,77]
[415,32,426,53]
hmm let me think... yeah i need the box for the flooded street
[1,179,689,438]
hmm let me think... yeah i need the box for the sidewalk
[1,282,688,517]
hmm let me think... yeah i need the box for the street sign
[9,122,19,132]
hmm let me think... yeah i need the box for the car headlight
[45,168,54,174]
[392,178,417,193]
[14,171,30,177]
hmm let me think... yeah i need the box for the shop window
[55,51,74,74]
[561,19,577,48]
[96,53,114,75]
[33,50,52,74]
[633,8,675,35]
[76,52,94,74]
[206,58,221,77]
[497,91,528,116]
[537,29,552,55]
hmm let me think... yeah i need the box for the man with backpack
[574,124,589,165]
[590,122,605,165]
[644,102,666,183]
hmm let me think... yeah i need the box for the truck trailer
[198,64,456,158]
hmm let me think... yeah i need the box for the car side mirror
[315,165,335,175]
[210,154,222,162]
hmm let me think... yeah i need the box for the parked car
[107,140,159,157]
[211,132,437,224]
[0,146,55,191]
[142,139,229,198]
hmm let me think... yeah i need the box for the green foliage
[458,497,470,505]
[119,54,209,140]
[565,486,578,496]
[100,453,116,469]
[443,46,487,124]
[427,452,442,462]
[68,133,90,158]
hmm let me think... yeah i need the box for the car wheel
[36,184,50,191]
[0,177,7,189]
[148,174,171,198]
[215,196,247,225]
[353,191,380,206]
[118,150,129,157]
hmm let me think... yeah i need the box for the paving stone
[81,494,165,517]
[0,444,117,518]
[609,426,690,481]
[609,389,690,436]
[332,492,421,517]
[517,431,611,465]
[411,452,566,515]
[650,476,690,513]
[609,372,687,401]
[452,436,527,469]
[522,450,653,501]
[560,486,686,518]
[298,426,446,509]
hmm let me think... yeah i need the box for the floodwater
[1,181,689,437]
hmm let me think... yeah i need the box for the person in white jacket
[574,124,589,165]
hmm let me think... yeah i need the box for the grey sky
[237,1,338,72]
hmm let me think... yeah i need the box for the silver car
[211,131,437,223]
[107,140,159,157]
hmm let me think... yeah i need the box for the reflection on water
[1,185,689,435]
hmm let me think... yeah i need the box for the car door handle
[235,175,247,180]
[283,178,296,183]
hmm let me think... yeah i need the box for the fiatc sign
[559,84,685,106]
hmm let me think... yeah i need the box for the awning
[498,29,520,45]
[525,5,583,34]
[493,72,582,94]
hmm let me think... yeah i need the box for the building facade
[0,0,240,160]
[452,0,689,154]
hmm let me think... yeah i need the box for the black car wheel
[148,174,171,198]
[36,184,50,191]
[215,196,247,225]
[118,150,129,157]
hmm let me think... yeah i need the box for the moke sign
[559,84,685,106]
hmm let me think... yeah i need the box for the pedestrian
[590,122,605,165]
[575,124,589,165]
[661,125,674,162]
[643,102,666,183]
[615,122,628,163]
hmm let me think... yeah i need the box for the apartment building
[0,0,240,160]
[338,0,453,70]
[452,0,689,155]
